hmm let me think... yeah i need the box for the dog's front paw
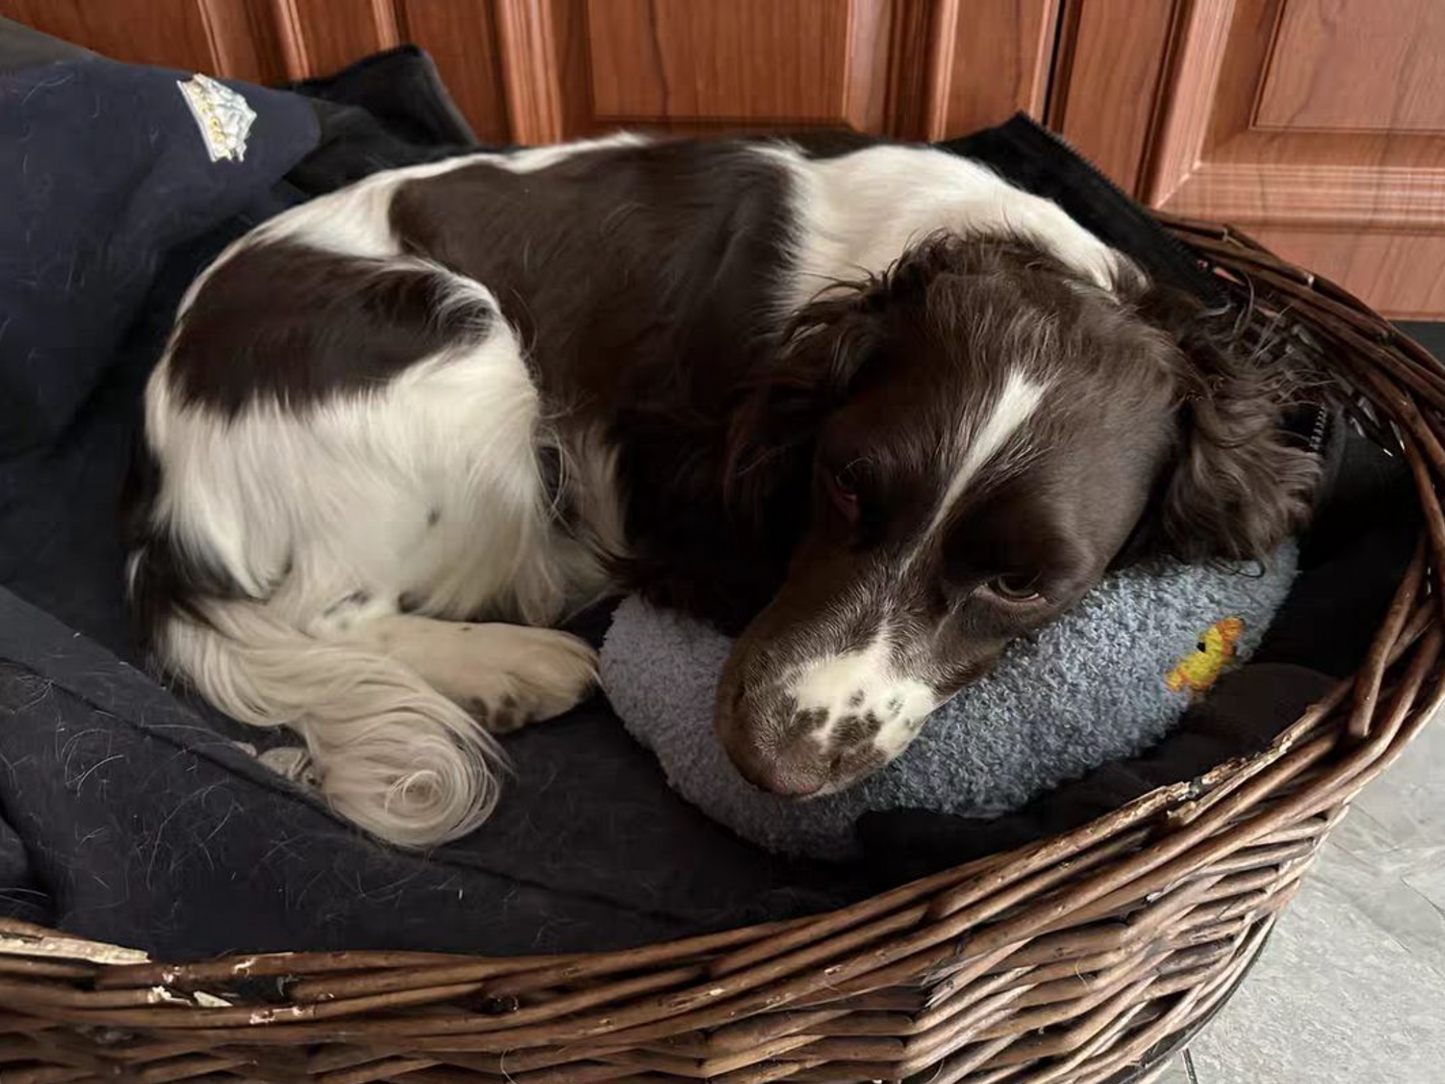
[454,626,598,732]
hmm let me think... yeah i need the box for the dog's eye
[988,574,1043,602]
[825,462,863,522]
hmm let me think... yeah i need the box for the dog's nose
[727,735,829,797]
[737,758,826,797]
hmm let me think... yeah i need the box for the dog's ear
[724,234,982,486]
[1138,283,1321,563]
[723,279,887,528]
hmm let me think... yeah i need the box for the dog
[127,133,1318,847]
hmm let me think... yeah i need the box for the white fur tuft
[758,141,1123,311]
[163,603,502,847]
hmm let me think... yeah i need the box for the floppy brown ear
[1143,285,1321,563]
[722,279,886,528]
[723,232,1006,500]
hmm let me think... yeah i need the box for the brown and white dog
[127,134,1317,847]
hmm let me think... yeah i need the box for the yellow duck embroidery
[1166,617,1244,697]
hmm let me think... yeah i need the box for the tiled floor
[1149,716,1445,1083]
[1149,320,1445,1083]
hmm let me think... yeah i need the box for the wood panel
[398,0,511,143]
[1246,226,1445,321]
[1255,0,1445,133]
[5,0,1069,147]
[584,0,870,127]
[933,0,1058,138]
[201,0,288,84]
[1048,0,1184,197]
[1137,0,1445,318]
[508,0,1064,143]
[544,0,901,136]
[495,0,566,142]
[1148,1,1445,224]
[1,0,226,74]
[272,0,400,80]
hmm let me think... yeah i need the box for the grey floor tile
[1310,828,1445,984]
[1188,876,1444,1083]
[1137,1051,1195,1083]
[1350,716,1445,849]
[1182,714,1445,1082]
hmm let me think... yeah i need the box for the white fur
[248,132,651,260]
[161,602,503,846]
[780,624,938,785]
[153,134,646,618]
[361,616,597,727]
[760,142,1121,310]
[925,369,1049,541]
[142,138,641,845]
[147,315,603,623]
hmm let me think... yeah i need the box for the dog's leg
[202,599,597,844]
[310,595,597,732]
[362,614,599,732]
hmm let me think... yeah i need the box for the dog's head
[717,235,1317,796]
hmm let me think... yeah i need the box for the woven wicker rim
[1,214,1440,1084]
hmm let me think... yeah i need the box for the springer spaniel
[128,134,1317,847]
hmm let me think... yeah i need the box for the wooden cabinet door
[1058,0,1445,321]
[515,0,1060,142]
[0,0,288,84]
[1,1,1061,145]
[1151,0,1445,319]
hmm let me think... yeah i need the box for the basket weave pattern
[1,216,1440,1084]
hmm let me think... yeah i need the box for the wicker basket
[2,215,1440,1084]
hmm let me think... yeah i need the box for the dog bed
[604,544,1300,858]
[0,30,1434,1083]
[0,29,1417,956]
[0,23,1433,1084]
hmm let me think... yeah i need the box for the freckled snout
[725,730,831,797]
[715,639,938,798]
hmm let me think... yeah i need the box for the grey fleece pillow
[601,544,1298,859]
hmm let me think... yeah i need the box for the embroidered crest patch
[177,73,256,163]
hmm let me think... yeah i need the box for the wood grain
[1247,225,1445,321]
[400,0,511,143]
[1256,0,1445,133]
[935,0,1058,138]
[495,0,565,143]
[520,0,1062,141]
[272,0,400,80]
[1048,0,1185,198]
[0,0,224,72]
[1147,1,1445,221]
[3,0,1066,147]
[1137,0,1445,317]
[881,0,947,140]
[582,0,883,129]
[199,0,287,83]
[841,0,894,134]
